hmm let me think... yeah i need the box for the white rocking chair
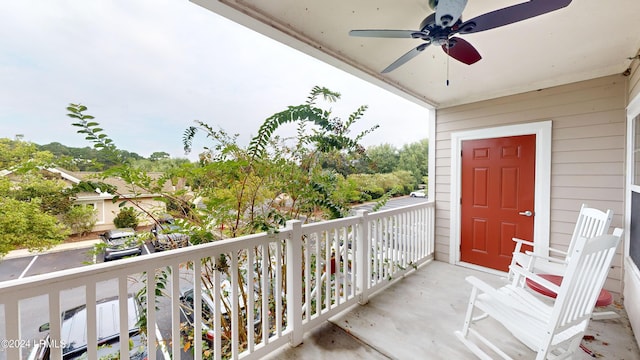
[455,231,622,360]
[510,203,613,279]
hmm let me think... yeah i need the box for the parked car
[27,295,147,360]
[409,189,427,198]
[150,216,190,251]
[100,228,143,261]
[179,280,261,343]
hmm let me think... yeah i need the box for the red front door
[460,135,536,271]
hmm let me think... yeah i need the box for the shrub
[113,207,139,229]
[63,204,97,235]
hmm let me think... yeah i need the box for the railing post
[356,210,370,305]
[286,220,303,346]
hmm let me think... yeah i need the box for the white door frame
[449,121,552,269]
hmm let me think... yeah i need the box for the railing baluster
[231,252,239,360]
[213,260,222,360]
[86,283,97,360]
[192,260,202,360]
[49,291,62,360]
[260,243,269,346]
[170,264,181,359]
[275,240,283,336]
[315,231,321,317]
[145,269,157,360]
[5,299,20,360]
[119,275,130,360]
[247,248,255,353]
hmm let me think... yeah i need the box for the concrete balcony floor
[265,261,640,360]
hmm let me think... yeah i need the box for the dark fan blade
[458,0,572,34]
[435,0,468,27]
[442,37,481,65]
[349,29,428,39]
[382,43,430,73]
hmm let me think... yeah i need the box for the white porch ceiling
[192,0,640,109]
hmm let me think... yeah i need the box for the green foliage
[38,141,144,171]
[63,205,97,235]
[360,139,428,192]
[365,143,400,173]
[113,206,139,229]
[181,86,379,235]
[8,172,74,215]
[149,151,170,161]
[67,104,146,169]
[68,104,117,154]
[0,139,77,255]
[72,180,118,194]
[130,157,190,172]
[67,87,387,359]
[342,171,415,203]
[0,138,55,172]
[0,197,69,257]
[397,139,429,184]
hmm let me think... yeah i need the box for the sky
[0,0,430,160]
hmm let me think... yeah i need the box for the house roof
[49,168,177,198]
[191,0,640,108]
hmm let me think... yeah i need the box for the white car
[409,190,427,198]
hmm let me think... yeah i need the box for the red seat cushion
[525,274,613,307]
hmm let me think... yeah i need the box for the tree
[366,143,399,173]
[149,151,170,161]
[0,139,72,257]
[10,172,74,215]
[181,86,379,235]
[0,197,69,257]
[397,139,429,185]
[0,138,54,171]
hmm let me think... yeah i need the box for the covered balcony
[1,201,638,359]
[3,1,640,359]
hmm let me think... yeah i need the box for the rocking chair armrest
[524,251,568,264]
[547,247,568,256]
[508,265,561,295]
[465,276,502,297]
[512,237,535,247]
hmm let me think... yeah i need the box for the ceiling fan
[349,0,572,73]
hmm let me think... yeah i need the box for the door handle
[519,210,533,217]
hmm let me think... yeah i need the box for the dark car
[27,295,147,360]
[100,228,143,261]
[150,217,190,251]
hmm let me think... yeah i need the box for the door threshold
[457,261,509,279]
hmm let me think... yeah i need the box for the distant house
[51,168,175,232]
[3,167,173,232]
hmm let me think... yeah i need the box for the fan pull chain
[446,41,450,86]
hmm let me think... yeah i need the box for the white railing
[0,201,434,360]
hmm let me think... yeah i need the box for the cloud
[0,0,429,160]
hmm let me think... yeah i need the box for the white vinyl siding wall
[435,75,626,294]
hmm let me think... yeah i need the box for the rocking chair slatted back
[554,233,619,330]
[510,204,613,278]
[457,230,622,360]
